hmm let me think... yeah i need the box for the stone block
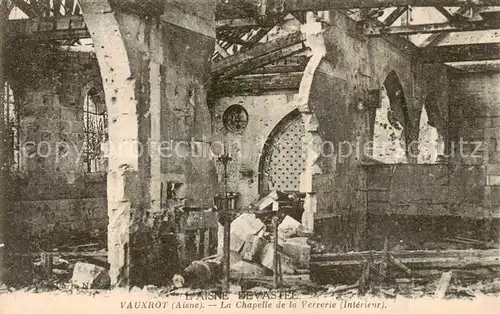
[259,243,295,275]
[281,241,311,268]
[240,234,266,262]
[230,261,266,277]
[285,237,309,246]
[71,262,110,289]
[488,175,500,186]
[230,214,265,252]
[278,215,302,239]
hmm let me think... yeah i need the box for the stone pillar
[80,0,216,287]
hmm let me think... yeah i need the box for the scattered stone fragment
[241,234,266,262]
[281,241,311,268]
[230,214,265,252]
[70,262,110,289]
[278,216,302,239]
[286,237,309,245]
[259,243,296,274]
[143,285,157,293]
[230,261,267,277]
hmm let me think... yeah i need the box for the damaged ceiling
[4,0,500,72]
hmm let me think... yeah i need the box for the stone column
[80,0,216,287]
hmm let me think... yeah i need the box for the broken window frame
[2,82,20,171]
[83,88,108,173]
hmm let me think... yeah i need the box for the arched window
[372,71,410,164]
[417,105,445,164]
[83,87,107,173]
[2,82,20,170]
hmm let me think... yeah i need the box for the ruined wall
[364,164,498,250]
[211,94,298,207]
[308,12,449,251]
[5,45,107,250]
[362,72,500,250]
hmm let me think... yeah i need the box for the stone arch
[79,0,141,288]
[258,108,305,195]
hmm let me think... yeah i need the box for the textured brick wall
[5,46,107,250]
[360,72,500,250]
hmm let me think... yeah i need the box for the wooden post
[272,216,280,289]
[435,271,453,299]
[41,253,53,278]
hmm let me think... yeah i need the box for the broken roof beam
[12,0,40,17]
[7,15,90,40]
[420,43,500,63]
[434,5,455,20]
[212,31,307,79]
[281,0,500,12]
[216,0,500,18]
[363,19,500,36]
[216,17,260,29]
[420,4,472,47]
[383,6,408,26]
[212,72,303,97]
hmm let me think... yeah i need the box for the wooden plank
[212,31,306,74]
[217,42,306,79]
[65,0,75,15]
[282,0,500,12]
[12,0,39,17]
[434,6,454,20]
[384,7,407,26]
[212,72,303,97]
[363,19,500,36]
[358,19,419,55]
[421,5,471,47]
[215,42,230,57]
[53,0,63,16]
[248,55,309,74]
[217,17,259,29]
[7,15,90,40]
[420,43,500,63]
[311,249,500,267]
[434,271,453,299]
[388,254,412,276]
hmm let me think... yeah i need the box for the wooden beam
[215,42,230,57]
[216,0,500,18]
[363,19,500,36]
[383,6,407,26]
[7,15,90,40]
[359,19,419,55]
[212,31,306,76]
[217,32,252,46]
[434,6,454,20]
[12,0,39,17]
[217,42,306,79]
[216,17,259,29]
[448,62,500,73]
[212,72,303,97]
[419,4,471,47]
[420,43,500,63]
[65,0,75,15]
[312,249,500,269]
[281,0,500,12]
[248,55,310,74]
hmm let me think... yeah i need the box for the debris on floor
[70,262,110,289]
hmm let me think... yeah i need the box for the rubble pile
[221,213,313,282]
